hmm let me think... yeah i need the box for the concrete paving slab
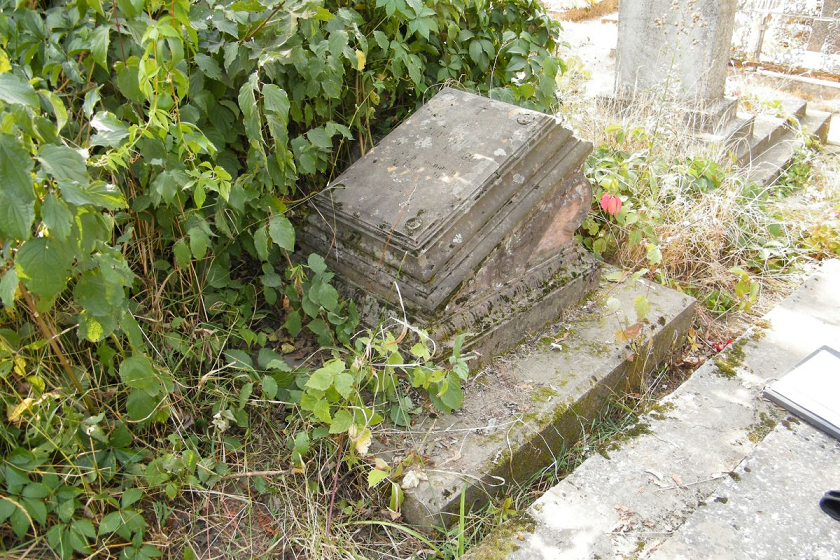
[464,259,840,559]
[375,272,695,527]
[647,421,840,560]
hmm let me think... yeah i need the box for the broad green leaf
[318,282,338,311]
[291,431,310,462]
[9,508,29,539]
[261,375,278,399]
[223,42,239,71]
[367,468,389,488]
[14,237,74,302]
[262,84,290,122]
[0,269,18,309]
[606,297,621,313]
[333,371,354,399]
[439,374,463,411]
[73,518,96,540]
[22,496,46,524]
[0,134,35,203]
[21,482,49,499]
[257,347,285,369]
[90,112,129,148]
[284,310,302,337]
[119,355,158,392]
[0,498,17,524]
[312,398,331,423]
[238,78,263,145]
[195,54,223,81]
[39,145,88,186]
[90,26,110,69]
[0,73,38,107]
[306,127,332,149]
[41,91,68,131]
[469,40,483,64]
[307,253,327,275]
[78,313,107,342]
[188,227,211,259]
[173,238,191,268]
[329,410,354,434]
[0,190,34,240]
[633,295,650,322]
[253,224,269,261]
[88,0,105,15]
[60,181,126,210]
[225,349,254,370]
[121,487,143,508]
[74,270,126,318]
[645,243,662,265]
[41,194,73,240]
[410,342,431,360]
[83,87,102,117]
[126,389,159,422]
[305,367,334,391]
[268,214,294,251]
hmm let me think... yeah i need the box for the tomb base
[301,87,598,367]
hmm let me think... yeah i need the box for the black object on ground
[820,490,840,520]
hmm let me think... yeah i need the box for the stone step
[647,420,840,559]
[464,259,840,559]
[697,113,754,147]
[733,114,786,167]
[739,110,832,185]
[781,97,807,120]
[799,109,832,144]
[377,272,695,528]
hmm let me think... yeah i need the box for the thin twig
[219,469,289,481]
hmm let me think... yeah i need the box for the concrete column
[615,0,738,101]
[807,0,839,54]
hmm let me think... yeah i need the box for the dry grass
[559,69,840,322]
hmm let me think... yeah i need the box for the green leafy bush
[0,0,563,554]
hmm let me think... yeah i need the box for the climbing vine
[0,0,563,555]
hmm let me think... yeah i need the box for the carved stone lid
[312,87,556,253]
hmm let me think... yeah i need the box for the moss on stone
[747,412,776,443]
[462,515,536,560]
[646,401,675,420]
[781,416,800,430]
[606,421,653,452]
[531,385,559,403]
[714,338,748,378]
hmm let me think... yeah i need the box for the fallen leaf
[401,469,421,490]
[645,469,664,481]
[625,323,643,339]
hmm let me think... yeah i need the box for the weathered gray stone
[807,0,840,54]
[615,0,738,101]
[648,421,840,560]
[301,87,598,360]
[374,273,695,527]
[464,259,840,559]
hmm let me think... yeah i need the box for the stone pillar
[615,0,738,101]
[807,0,840,54]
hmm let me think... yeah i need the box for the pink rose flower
[600,193,622,215]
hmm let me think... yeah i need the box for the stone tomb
[301,88,598,363]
